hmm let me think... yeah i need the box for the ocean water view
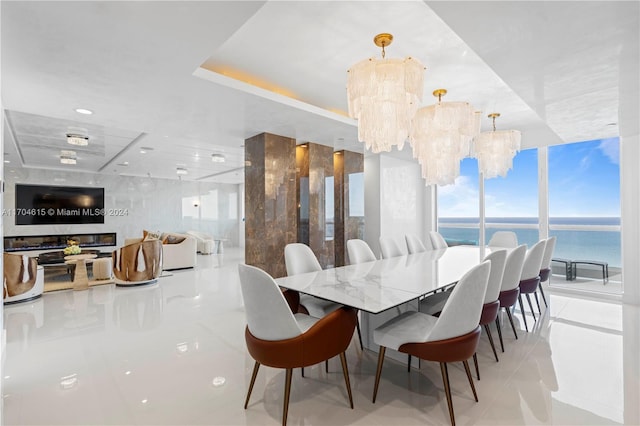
[438,217,621,268]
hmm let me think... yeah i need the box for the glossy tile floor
[2,248,639,425]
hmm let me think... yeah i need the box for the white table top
[275,245,495,314]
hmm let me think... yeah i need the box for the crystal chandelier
[409,89,480,186]
[473,113,521,178]
[347,33,425,153]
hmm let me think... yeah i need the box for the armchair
[186,230,215,255]
[112,239,163,286]
[3,253,44,304]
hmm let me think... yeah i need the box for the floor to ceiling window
[484,148,539,248]
[436,138,622,296]
[548,138,621,294]
[437,158,480,245]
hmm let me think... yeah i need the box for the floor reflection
[1,249,638,425]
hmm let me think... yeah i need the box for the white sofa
[186,231,215,255]
[125,232,197,270]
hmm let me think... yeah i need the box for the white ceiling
[2,1,638,184]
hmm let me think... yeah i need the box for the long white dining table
[275,245,495,362]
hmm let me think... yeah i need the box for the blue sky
[439,138,620,217]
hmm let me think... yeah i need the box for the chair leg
[283,368,293,426]
[462,360,478,402]
[473,353,479,380]
[533,292,542,314]
[372,347,386,403]
[356,317,363,350]
[407,354,412,372]
[244,361,260,409]
[495,316,505,352]
[484,324,499,362]
[505,307,519,339]
[538,282,548,307]
[440,362,456,426]
[525,293,537,321]
[326,359,329,374]
[301,367,304,378]
[339,352,354,409]
[518,295,529,332]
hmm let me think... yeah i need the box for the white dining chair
[238,263,356,426]
[372,260,491,426]
[379,237,405,259]
[488,231,518,248]
[347,239,377,264]
[518,240,546,332]
[473,249,507,379]
[497,245,527,347]
[284,243,341,318]
[405,234,432,254]
[418,249,507,380]
[537,236,556,308]
[429,231,448,249]
[284,243,363,351]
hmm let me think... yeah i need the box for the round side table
[65,254,98,291]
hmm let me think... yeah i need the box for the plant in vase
[64,240,82,255]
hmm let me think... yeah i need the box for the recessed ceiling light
[75,108,93,115]
[211,153,226,163]
[176,168,188,175]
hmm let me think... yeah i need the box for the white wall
[3,168,242,247]
[365,153,429,255]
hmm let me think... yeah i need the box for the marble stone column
[334,150,364,266]
[296,143,335,268]
[244,133,297,278]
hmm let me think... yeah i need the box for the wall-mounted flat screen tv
[15,184,105,225]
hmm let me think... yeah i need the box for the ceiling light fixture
[60,155,77,165]
[176,168,188,175]
[409,89,480,186]
[66,133,89,146]
[347,33,425,153]
[211,153,226,163]
[472,113,521,179]
[74,108,93,115]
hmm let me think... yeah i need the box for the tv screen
[15,184,105,225]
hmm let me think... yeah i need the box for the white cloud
[598,138,620,165]
[438,175,479,217]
